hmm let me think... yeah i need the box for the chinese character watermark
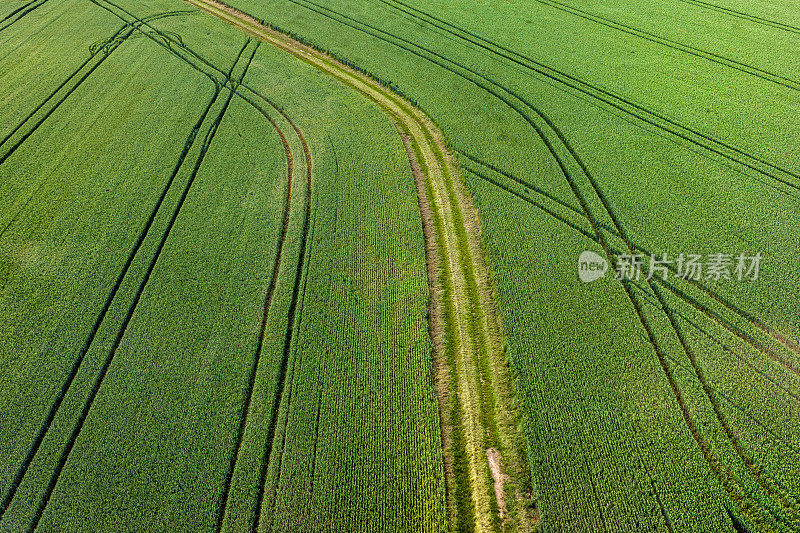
[578,251,761,283]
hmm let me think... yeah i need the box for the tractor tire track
[1,6,197,154]
[376,0,800,195]
[0,25,133,167]
[0,0,48,35]
[286,0,800,386]
[660,279,800,378]
[631,282,800,452]
[618,276,776,529]
[88,0,333,125]
[266,1,797,526]
[193,0,800,529]
[0,6,196,140]
[397,124,477,531]
[460,154,800,382]
[0,38,256,529]
[0,0,44,25]
[0,66,221,525]
[224,21,669,526]
[4,4,319,519]
[1,2,374,529]
[641,280,800,525]
[88,0,226,84]
[263,211,316,532]
[303,134,338,506]
[0,11,196,242]
[509,13,800,520]
[251,108,313,533]
[464,158,800,475]
[305,135,341,504]
[381,0,800,362]
[212,87,313,533]
[277,0,800,223]
[184,1,533,530]
[465,131,800,525]
[212,91,297,531]
[250,139,312,533]
[527,0,800,93]
[26,40,259,533]
[674,0,800,35]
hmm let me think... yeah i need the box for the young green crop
[224,0,800,529]
[0,1,447,530]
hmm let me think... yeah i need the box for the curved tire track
[375,0,800,196]
[459,153,800,383]
[212,90,300,532]
[184,1,533,531]
[245,0,800,528]
[284,0,800,389]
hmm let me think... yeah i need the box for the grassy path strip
[233,2,798,528]
[183,1,534,530]
[269,0,800,374]
[198,2,792,528]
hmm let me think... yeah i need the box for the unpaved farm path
[183,1,536,530]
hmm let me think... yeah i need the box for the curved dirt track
[183,0,535,530]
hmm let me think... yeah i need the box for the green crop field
[1,1,445,530]
[1,0,798,531]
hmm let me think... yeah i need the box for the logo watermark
[578,251,761,283]
[577,250,608,282]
